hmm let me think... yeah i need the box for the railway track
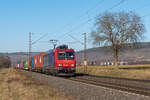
[20,69,150,97]
[69,75,150,97]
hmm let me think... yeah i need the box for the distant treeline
[0,56,11,68]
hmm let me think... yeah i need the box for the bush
[0,56,11,68]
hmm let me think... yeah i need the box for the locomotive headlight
[71,64,74,67]
[58,64,62,67]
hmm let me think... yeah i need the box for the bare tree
[91,12,145,67]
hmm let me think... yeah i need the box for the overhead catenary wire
[55,0,105,35]
[66,41,82,44]
[32,0,150,51]
[129,1,150,18]
[131,2,150,12]
[107,0,125,11]
[42,0,105,40]
[66,0,150,40]
[68,34,84,45]
[31,0,126,47]
[141,13,150,18]
[32,33,48,45]
[58,0,126,45]
[84,0,150,43]
[54,0,127,50]
[59,0,126,38]
[32,0,150,47]
[33,0,150,53]
[27,0,105,47]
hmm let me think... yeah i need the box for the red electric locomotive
[43,45,76,76]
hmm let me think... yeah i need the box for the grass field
[0,68,75,100]
[76,64,150,80]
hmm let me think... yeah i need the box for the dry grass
[76,65,150,80]
[0,68,75,100]
[77,64,150,70]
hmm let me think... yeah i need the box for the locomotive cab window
[58,51,74,60]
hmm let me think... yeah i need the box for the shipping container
[34,52,46,71]
[22,61,24,68]
[37,52,46,67]
[27,58,31,69]
[16,63,20,68]
[31,56,34,68]
[23,60,28,70]
[43,50,55,68]
[34,55,38,68]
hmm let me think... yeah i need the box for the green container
[23,60,28,70]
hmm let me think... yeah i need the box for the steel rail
[69,76,150,97]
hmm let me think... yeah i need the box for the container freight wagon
[43,45,76,76]
[16,60,23,69]
[23,60,28,70]
[31,56,35,70]
[34,55,38,70]
[16,63,20,69]
[16,61,20,69]
[27,58,31,69]
[34,52,46,72]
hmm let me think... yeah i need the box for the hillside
[1,42,150,67]
[0,52,40,67]
[76,42,150,65]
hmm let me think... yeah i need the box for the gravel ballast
[23,71,150,100]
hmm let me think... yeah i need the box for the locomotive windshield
[58,51,74,60]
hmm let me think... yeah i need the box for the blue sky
[0,0,150,52]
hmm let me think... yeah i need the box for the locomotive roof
[45,48,74,55]
[45,49,54,55]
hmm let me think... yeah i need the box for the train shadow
[62,73,89,78]
[58,73,88,78]
[75,73,89,77]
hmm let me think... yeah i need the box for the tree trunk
[114,48,119,69]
